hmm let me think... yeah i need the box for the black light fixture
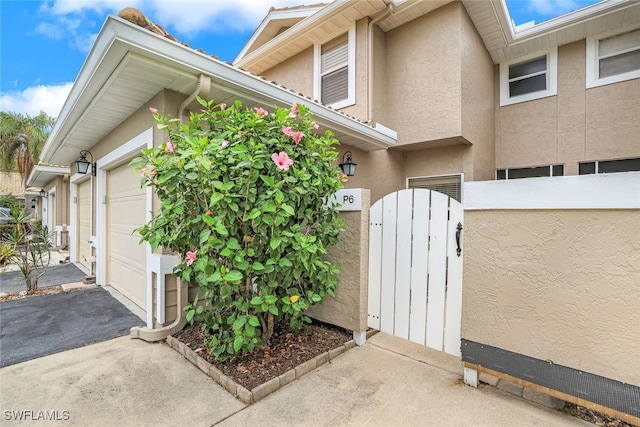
[31,199,37,209]
[76,150,95,176]
[39,188,47,198]
[339,151,357,177]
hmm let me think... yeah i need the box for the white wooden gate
[368,189,463,356]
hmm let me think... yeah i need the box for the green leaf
[202,214,214,226]
[210,193,224,205]
[233,316,247,331]
[223,270,243,283]
[248,316,261,327]
[262,200,276,213]
[233,336,243,352]
[250,296,263,305]
[246,209,260,220]
[278,258,293,267]
[260,175,275,186]
[281,204,295,216]
[215,222,228,235]
[270,237,282,250]
[199,229,211,244]
[252,262,265,271]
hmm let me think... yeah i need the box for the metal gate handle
[456,222,462,257]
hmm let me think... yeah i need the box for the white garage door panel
[77,180,91,272]
[107,163,146,311]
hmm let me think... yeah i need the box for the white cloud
[525,0,582,17]
[0,83,73,118]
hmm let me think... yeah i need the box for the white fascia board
[235,6,323,63]
[497,0,633,45]
[235,0,382,70]
[26,165,71,187]
[464,172,640,210]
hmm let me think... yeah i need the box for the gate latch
[456,222,463,257]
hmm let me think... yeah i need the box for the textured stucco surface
[306,190,370,333]
[462,209,640,385]
[496,40,640,171]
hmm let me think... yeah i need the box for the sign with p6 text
[330,189,362,211]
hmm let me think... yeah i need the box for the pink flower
[186,250,197,266]
[282,126,293,137]
[291,131,303,144]
[289,102,300,118]
[149,107,158,114]
[282,126,303,144]
[312,121,319,130]
[254,107,269,116]
[219,103,226,110]
[165,142,174,153]
[221,140,230,148]
[140,165,156,177]
[271,152,294,171]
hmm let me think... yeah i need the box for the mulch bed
[172,319,351,390]
[0,286,64,302]
[562,403,636,427]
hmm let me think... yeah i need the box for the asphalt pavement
[0,287,144,367]
[0,263,86,293]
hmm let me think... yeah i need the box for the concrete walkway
[0,332,588,426]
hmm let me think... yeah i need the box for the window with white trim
[586,27,640,88]
[314,25,355,109]
[578,157,640,175]
[500,48,558,106]
[407,174,462,202]
[496,164,564,180]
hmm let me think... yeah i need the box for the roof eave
[26,165,71,187]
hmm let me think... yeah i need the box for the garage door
[107,162,147,311]
[77,179,92,272]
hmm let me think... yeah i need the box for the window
[587,28,640,88]
[407,174,462,202]
[496,164,564,180]
[314,25,355,109]
[579,157,640,175]
[500,48,558,106]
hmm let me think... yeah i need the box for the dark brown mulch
[172,319,352,390]
[563,403,636,427]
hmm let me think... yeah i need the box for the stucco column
[306,189,370,343]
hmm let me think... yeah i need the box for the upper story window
[500,48,558,106]
[586,27,640,88]
[314,25,355,109]
[578,157,640,175]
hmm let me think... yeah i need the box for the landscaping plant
[133,99,344,360]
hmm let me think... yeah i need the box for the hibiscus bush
[132,98,345,360]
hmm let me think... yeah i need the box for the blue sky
[0,0,599,118]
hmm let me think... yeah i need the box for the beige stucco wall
[496,40,640,173]
[261,47,314,98]
[306,190,370,333]
[462,209,640,385]
[384,3,462,145]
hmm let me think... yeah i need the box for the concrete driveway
[0,263,86,294]
[0,287,144,367]
[0,333,587,426]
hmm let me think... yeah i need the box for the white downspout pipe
[131,74,211,342]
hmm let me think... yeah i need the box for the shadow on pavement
[0,287,144,367]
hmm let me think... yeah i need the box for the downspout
[367,3,394,124]
[131,73,211,342]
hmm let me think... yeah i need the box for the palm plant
[0,111,55,179]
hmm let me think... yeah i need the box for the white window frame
[586,27,640,89]
[313,24,356,110]
[500,48,558,106]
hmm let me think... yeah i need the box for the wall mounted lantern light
[31,199,37,209]
[76,150,96,176]
[339,151,357,177]
[39,188,47,198]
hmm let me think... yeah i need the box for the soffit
[26,165,71,187]
[463,0,640,64]
[40,16,396,167]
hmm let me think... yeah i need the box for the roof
[26,164,71,188]
[38,11,396,168]
[234,0,640,73]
